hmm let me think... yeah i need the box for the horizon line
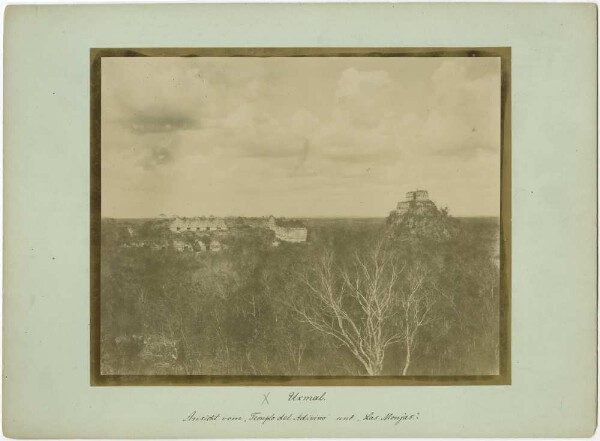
[101,214,501,220]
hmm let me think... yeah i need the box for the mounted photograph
[91,48,510,385]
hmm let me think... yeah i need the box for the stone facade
[166,215,308,246]
[396,190,437,214]
[274,227,308,243]
[268,216,308,243]
[170,217,228,233]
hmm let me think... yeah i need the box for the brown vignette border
[90,47,511,386]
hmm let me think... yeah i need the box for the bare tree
[292,244,406,375]
[396,262,441,375]
[292,243,445,376]
[283,338,306,375]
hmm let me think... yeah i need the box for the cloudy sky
[101,56,500,218]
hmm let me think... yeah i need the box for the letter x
[262,392,270,405]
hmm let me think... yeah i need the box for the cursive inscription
[288,392,327,402]
[181,392,420,427]
[182,410,420,426]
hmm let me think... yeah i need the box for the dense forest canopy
[100,213,500,376]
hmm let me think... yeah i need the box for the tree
[396,262,442,375]
[292,241,446,376]
[292,243,406,375]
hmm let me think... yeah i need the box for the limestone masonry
[396,190,437,215]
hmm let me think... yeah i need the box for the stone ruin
[388,189,459,241]
[396,190,438,215]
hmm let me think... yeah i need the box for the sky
[101,56,501,218]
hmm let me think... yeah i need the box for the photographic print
[91,48,510,385]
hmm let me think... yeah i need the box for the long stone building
[169,217,228,233]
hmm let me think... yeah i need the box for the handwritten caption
[182,391,420,426]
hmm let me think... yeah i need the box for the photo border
[90,47,511,386]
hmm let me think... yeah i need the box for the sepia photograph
[8,1,600,436]
[91,48,510,384]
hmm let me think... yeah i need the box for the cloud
[416,58,500,157]
[214,104,310,160]
[139,143,175,169]
[335,67,391,98]
[290,109,320,134]
[333,68,394,129]
[125,110,196,134]
[101,57,501,218]
[102,57,236,136]
[314,117,401,165]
